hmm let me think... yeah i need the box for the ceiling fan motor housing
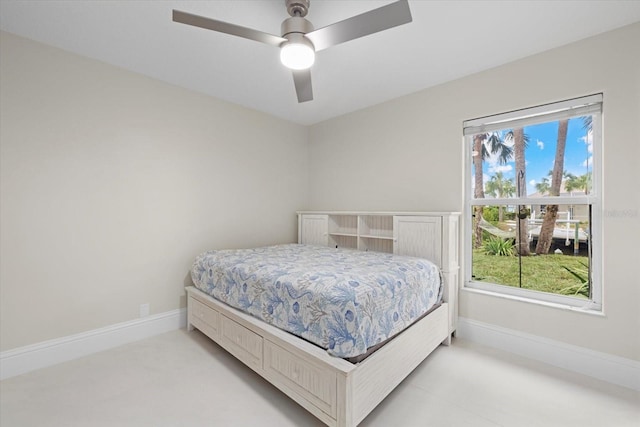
[281,16,314,38]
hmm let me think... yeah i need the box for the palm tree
[472,132,513,248]
[577,115,594,195]
[485,172,515,222]
[535,176,551,195]
[535,119,569,254]
[565,172,591,195]
[536,170,574,196]
[503,179,516,198]
[513,127,530,256]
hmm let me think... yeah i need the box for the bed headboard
[297,211,461,333]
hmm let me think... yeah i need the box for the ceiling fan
[172,0,412,103]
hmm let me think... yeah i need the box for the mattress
[190,244,442,358]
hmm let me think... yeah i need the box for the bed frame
[186,212,459,427]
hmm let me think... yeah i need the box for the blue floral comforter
[190,244,442,358]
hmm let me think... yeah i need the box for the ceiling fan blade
[292,70,313,103]
[172,10,287,47]
[306,0,412,52]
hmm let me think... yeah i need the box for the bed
[186,211,459,427]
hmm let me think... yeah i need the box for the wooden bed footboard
[186,286,450,427]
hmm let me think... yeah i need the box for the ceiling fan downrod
[286,0,310,18]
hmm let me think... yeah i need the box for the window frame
[463,94,603,312]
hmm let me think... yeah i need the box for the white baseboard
[456,317,640,391]
[0,308,187,381]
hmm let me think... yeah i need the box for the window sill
[461,286,605,317]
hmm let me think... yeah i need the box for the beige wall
[309,23,640,361]
[0,32,309,351]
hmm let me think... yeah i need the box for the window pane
[471,204,591,299]
[526,117,593,199]
[471,204,520,287]
[524,204,591,298]
[471,115,593,200]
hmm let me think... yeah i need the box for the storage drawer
[190,297,219,332]
[220,315,263,371]
[264,340,337,418]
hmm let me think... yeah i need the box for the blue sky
[475,116,592,196]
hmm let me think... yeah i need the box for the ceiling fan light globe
[280,43,315,70]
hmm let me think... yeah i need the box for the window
[463,94,602,310]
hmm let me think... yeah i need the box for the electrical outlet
[139,303,150,318]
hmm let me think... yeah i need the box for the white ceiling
[1,1,639,125]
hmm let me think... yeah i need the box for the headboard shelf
[297,211,461,334]
[297,211,460,268]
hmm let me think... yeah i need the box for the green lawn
[472,249,589,298]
